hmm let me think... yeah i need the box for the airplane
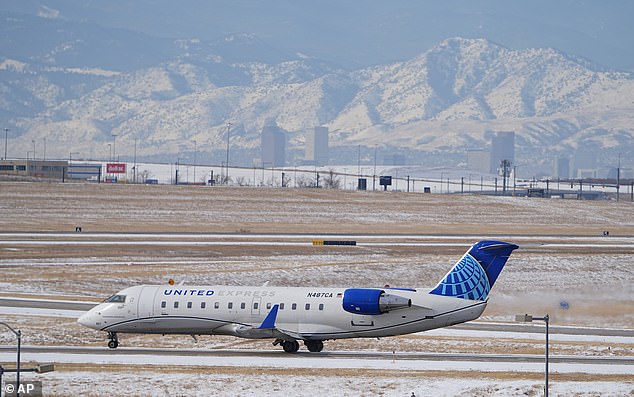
[78,240,518,353]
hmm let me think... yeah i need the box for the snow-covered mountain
[2,31,633,168]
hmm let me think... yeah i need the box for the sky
[2,0,634,71]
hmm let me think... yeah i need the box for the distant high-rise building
[261,120,286,167]
[490,131,515,174]
[467,149,490,174]
[572,149,596,178]
[304,126,329,166]
[554,157,570,179]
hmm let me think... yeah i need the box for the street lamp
[516,314,549,397]
[0,321,21,397]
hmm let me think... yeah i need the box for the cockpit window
[104,294,126,303]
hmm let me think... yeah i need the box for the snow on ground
[3,371,632,397]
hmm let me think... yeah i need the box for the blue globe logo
[435,255,491,300]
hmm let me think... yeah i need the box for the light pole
[133,138,137,183]
[112,134,117,162]
[373,145,377,191]
[0,321,21,397]
[516,314,549,397]
[193,140,197,183]
[617,153,621,202]
[225,122,231,185]
[31,140,36,161]
[3,127,8,160]
[108,144,112,162]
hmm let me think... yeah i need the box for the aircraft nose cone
[77,310,99,329]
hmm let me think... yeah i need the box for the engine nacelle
[342,288,412,315]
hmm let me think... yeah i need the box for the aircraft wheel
[305,340,324,353]
[108,340,119,349]
[282,340,299,353]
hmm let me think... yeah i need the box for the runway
[1,345,632,365]
[0,345,631,376]
[1,231,633,249]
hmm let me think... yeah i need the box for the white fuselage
[79,284,487,341]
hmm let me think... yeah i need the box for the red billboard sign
[106,163,126,174]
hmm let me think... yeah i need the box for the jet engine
[342,288,412,315]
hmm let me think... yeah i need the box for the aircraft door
[137,286,157,321]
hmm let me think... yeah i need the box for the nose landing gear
[107,332,119,349]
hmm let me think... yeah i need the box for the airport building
[0,159,67,179]
[261,120,286,167]
[304,126,329,166]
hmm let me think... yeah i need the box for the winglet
[258,304,279,329]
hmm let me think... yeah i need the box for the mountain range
[1,7,633,173]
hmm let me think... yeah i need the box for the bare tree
[139,169,154,183]
[322,169,341,189]
[296,175,317,188]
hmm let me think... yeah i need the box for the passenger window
[161,301,166,308]
[241,302,246,309]
[292,303,297,310]
[319,303,324,311]
[187,302,192,309]
[228,302,233,309]
[174,301,179,309]
[214,302,219,309]
[280,303,285,310]
[201,302,206,309]
[254,302,259,309]
[266,303,271,309]
[305,303,310,310]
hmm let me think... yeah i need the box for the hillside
[2,18,633,168]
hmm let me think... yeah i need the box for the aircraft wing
[223,304,301,340]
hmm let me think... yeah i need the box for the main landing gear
[304,340,324,353]
[107,331,119,349]
[273,339,324,353]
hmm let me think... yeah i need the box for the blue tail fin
[429,241,518,301]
